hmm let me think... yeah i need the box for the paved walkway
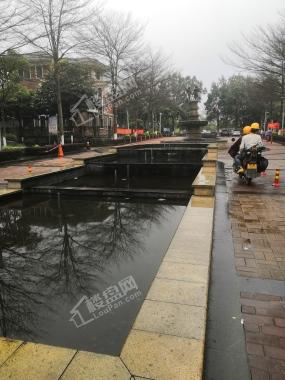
[220,139,285,380]
[0,150,108,184]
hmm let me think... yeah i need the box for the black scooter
[239,145,267,185]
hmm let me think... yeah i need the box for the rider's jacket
[228,137,242,158]
[239,133,263,151]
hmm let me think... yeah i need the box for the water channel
[0,143,205,355]
[0,195,186,355]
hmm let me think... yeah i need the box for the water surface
[0,196,186,355]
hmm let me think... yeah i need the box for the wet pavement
[204,162,250,380]
[209,139,285,380]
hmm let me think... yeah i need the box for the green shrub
[3,144,26,151]
[6,133,17,141]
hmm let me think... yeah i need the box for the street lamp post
[263,111,269,133]
[159,112,162,134]
[281,59,285,133]
[281,96,285,136]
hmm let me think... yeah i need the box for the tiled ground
[220,139,285,380]
[229,194,285,280]
[241,292,285,380]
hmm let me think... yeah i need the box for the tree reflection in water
[0,196,179,345]
[0,209,44,338]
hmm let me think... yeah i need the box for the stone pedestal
[178,101,208,140]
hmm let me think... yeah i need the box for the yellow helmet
[243,126,251,135]
[251,122,260,130]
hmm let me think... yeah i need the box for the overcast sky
[106,0,285,90]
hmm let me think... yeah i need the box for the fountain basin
[179,119,208,139]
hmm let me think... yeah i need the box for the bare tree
[122,49,173,130]
[0,0,30,149]
[140,50,170,130]
[0,0,29,54]
[15,0,95,143]
[227,16,285,121]
[81,11,144,134]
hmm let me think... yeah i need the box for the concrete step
[0,180,8,188]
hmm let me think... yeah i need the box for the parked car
[201,130,217,138]
[232,130,241,137]
[220,129,231,137]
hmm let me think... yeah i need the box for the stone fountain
[179,86,208,140]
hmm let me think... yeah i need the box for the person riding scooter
[240,123,264,150]
[228,125,251,172]
[236,122,264,173]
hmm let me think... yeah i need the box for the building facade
[18,53,114,144]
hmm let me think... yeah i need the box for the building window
[23,67,31,79]
[36,65,43,78]
[42,65,49,77]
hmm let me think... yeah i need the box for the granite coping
[121,195,215,379]
[192,168,216,197]
[0,188,22,199]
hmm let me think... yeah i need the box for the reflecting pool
[0,196,186,355]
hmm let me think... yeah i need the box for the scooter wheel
[246,178,252,185]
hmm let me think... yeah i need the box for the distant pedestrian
[265,129,272,142]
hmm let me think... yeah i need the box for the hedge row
[272,135,285,144]
[0,143,86,162]
[0,134,163,163]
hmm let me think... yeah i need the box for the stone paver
[0,338,22,366]
[133,300,206,340]
[241,292,285,380]
[0,188,21,198]
[156,261,209,283]
[0,341,76,380]
[164,248,211,266]
[61,352,130,380]
[146,278,207,307]
[121,330,204,380]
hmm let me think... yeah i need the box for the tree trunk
[55,68,64,144]
[113,103,118,137]
[0,107,7,150]
[217,112,220,135]
[0,250,4,269]
[281,60,284,127]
